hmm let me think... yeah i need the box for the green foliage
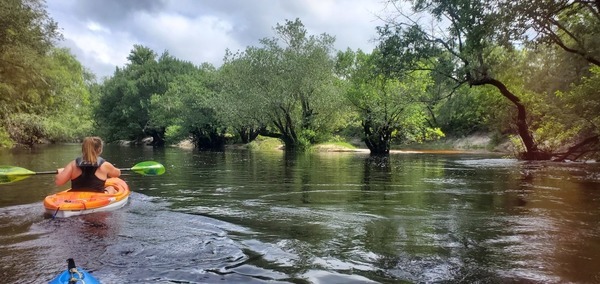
[0,0,59,51]
[127,44,156,65]
[220,19,347,150]
[393,103,446,144]
[547,65,600,150]
[507,0,600,66]
[341,49,442,154]
[4,113,46,146]
[563,66,600,131]
[0,126,14,148]
[95,46,198,145]
[0,0,59,102]
[164,125,186,145]
[0,0,593,160]
[0,0,60,110]
[496,46,598,155]
[0,0,63,146]
[377,0,557,159]
[435,51,518,137]
[437,87,493,135]
[150,65,227,149]
[216,52,269,143]
[42,48,95,142]
[0,1,98,146]
[247,136,283,151]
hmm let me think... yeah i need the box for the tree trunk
[148,129,165,147]
[471,77,550,160]
[272,107,299,150]
[192,127,225,150]
[362,113,391,155]
[554,135,599,162]
[237,126,262,144]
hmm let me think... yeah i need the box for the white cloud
[132,12,241,66]
[46,0,390,79]
[62,24,134,67]
[86,21,109,33]
[302,0,385,51]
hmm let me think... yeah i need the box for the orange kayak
[44,178,130,218]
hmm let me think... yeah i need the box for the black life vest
[70,157,106,192]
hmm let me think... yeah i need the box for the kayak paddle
[0,161,165,184]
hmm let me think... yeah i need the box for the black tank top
[71,157,106,192]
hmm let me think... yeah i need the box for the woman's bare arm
[55,161,74,186]
[103,162,121,178]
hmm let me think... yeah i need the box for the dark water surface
[1,145,599,283]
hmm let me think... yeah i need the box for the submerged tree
[337,49,443,154]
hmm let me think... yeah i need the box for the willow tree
[218,50,270,144]
[221,19,345,150]
[337,49,443,154]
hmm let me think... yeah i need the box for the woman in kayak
[55,136,121,194]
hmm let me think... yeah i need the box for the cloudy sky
[46,0,393,79]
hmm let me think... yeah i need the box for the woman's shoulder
[99,159,115,168]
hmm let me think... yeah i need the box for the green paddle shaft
[0,161,165,184]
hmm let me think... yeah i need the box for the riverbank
[398,133,513,153]
[219,133,513,154]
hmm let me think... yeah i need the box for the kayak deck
[44,178,130,218]
[49,258,101,284]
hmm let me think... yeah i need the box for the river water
[0,145,599,283]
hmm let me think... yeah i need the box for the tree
[552,66,600,161]
[0,0,61,146]
[505,0,600,158]
[378,0,550,160]
[150,64,227,149]
[42,48,95,142]
[339,49,443,154]
[221,19,346,151]
[218,50,270,144]
[507,0,600,66]
[95,46,197,145]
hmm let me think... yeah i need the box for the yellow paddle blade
[0,166,37,184]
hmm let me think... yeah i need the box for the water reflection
[0,147,599,283]
[362,155,391,191]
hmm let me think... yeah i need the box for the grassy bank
[226,133,512,154]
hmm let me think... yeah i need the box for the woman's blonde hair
[81,136,103,164]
